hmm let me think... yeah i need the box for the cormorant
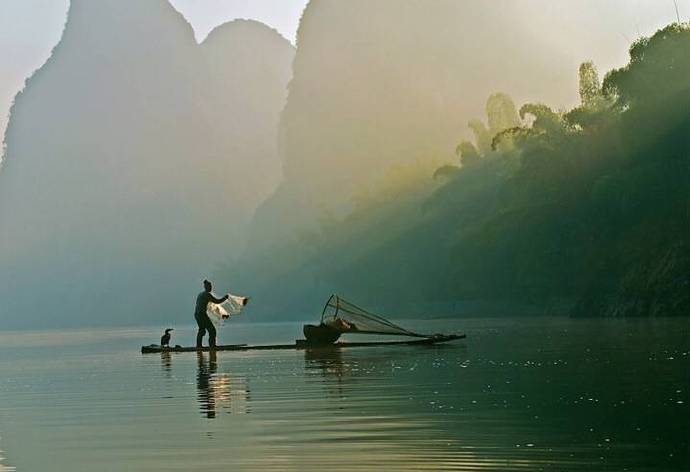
[161,328,174,347]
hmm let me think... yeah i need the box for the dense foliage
[224,24,689,318]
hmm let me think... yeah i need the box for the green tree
[456,140,481,166]
[486,92,520,135]
[519,103,564,134]
[603,23,690,105]
[468,119,492,155]
[578,61,602,107]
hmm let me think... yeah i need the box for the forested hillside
[245,0,604,254]
[224,24,689,319]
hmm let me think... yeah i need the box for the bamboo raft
[141,333,465,354]
[144,295,466,354]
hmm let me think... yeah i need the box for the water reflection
[304,347,349,401]
[1,320,686,471]
[195,351,250,418]
[160,351,172,377]
[297,345,487,470]
[0,450,14,472]
[196,351,218,418]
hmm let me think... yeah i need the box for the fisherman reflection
[197,351,218,418]
[196,351,251,418]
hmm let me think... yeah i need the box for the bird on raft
[160,328,174,347]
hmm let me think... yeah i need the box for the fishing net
[208,294,249,326]
[320,295,424,337]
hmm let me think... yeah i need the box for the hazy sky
[0,0,308,144]
[169,0,307,42]
[0,0,688,145]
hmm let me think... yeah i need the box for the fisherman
[195,279,229,348]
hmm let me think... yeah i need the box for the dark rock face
[0,0,294,327]
[574,242,690,318]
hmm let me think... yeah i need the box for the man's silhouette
[195,279,228,348]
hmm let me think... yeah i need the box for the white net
[207,293,249,326]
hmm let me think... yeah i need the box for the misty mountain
[0,0,294,327]
[245,0,624,253]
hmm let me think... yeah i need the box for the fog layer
[0,0,294,327]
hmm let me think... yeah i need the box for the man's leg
[196,316,206,347]
[207,319,217,348]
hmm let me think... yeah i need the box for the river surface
[0,317,687,471]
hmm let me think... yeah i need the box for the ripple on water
[0,318,687,471]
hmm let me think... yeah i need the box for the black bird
[161,328,174,347]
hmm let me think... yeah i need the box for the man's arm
[209,293,229,304]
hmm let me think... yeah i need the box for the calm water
[0,317,687,471]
